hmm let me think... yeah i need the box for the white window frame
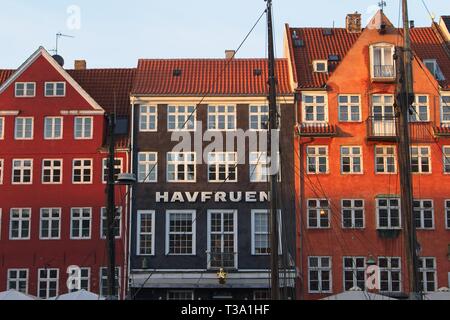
[375,145,397,174]
[68,267,91,292]
[207,152,238,183]
[410,95,430,122]
[12,159,33,185]
[70,208,92,240]
[411,146,431,174]
[441,93,450,125]
[424,59,445,81]
[15,82,36,97]
[74,116,93,140]
[249,151,281,183]
[99,267,120,299]
[44,82,66,97]
[419,257,437,293]
[413,200,435,230]
[42,159,63,184]
[137,152,158,183]
[14,117,34,140]
[307,199,331,229]
[313,60,328,73]
[376,198,402,230]
[7,269,29,293]
[338,95,361,122]
[137,210,155,256]
[0,117,4,139]
[166,152,196,183]
[167,290,194,300]
[167,105,196,131]
[9,208,31,240]
[102,158,123,183]
[38,268,59,299]
[100,207,122,239]
[249,105,269,131]
[370,43,395,79]
[39,208,61,240]
[343,256,366,291]
[251,209,282,255]
[378,257,402,293]
[306,146,329,174]
[165,210,196,256]
[443,146,450,174]
[44,117,63,140]
[72,159,93,184]
[207,105,236,131]
[341,199,365,229]
[139,105,158,132]
[302,92,328,123]
[340,146,363,174]
[308,256,332,294]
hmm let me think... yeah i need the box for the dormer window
[423,59,445,81]
[313,60,328,73]
[370,44,395,80]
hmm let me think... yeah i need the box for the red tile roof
[0,70,15,86]
[288,24,450,89]
[132,59,293,96]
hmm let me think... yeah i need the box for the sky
[0,0,448,69]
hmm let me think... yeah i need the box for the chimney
[74,60,87,70]
[346,12,362,33]
[225,50,236,60]
[409,20,415,28]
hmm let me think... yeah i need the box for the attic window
[173,69,182,77]
[328,55,340,62]
[323,28,333,36]
[423,59,445,81]
[254,69,262,76]
[313,60,328,73]
[294,39,304,48]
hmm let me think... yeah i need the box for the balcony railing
[207,251,237,270]
[373,65,395,79]
[367,116,397,140]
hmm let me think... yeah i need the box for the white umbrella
[49,290,104,301]
[0,289,37,301]
[322,287,397,300]
[424,287,450,300]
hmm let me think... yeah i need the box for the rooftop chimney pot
[74,60,87,70]
[225,50,236,60]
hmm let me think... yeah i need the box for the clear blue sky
[0,0,448,68]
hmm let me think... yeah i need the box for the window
[413,200,434,230]
[100,267,120,299]
[138,152,158,183]
[0,159,3,184]
[72,159,92,184]
[342,199,365,229]
[15,82,35,97]
[167,290,194,300]
[167,152,196,182]
[307,146,328,174]
[166,210,196,255]
[446,200,450,230]
[45,82,65,97]
[42,159,62,184]
[341,146,362,174]
[12,159,33,184]
[302,94,327,123]
[375,146,396,174]
[0,117,4,139]
[372,95,396,136]
[308,199,330,229]
[137,211,155,256]
[139,105,157,132]
[343,257,366,291]
[253,290,271,300]
[371,44,395,78]
[207,105,236,130]
[102,158,123,183]
[251,209,282,255]
[167,105,196,131]
[38,268,59,299]
[207,210,237,269]
[100,207,122,239]
[444,147,450,174]
[419,257,437,293]
[313,60,328,73]
[442,95,450,124]
[424,59,445,81]
[338,95,361,122]
[249,105,269,130]
[308,256,332,293]
[68,267,90,292]
[410,95,429,122]
[9,209,31,240]
[70,208,92,239]
[376,198,401,229]
[15,117,33,139]
[40,208,61,239]
[44,117,63,139]
[7,269,28,293]
[379,257,401,292]
[249,152,281,182]
[208,152,237,182]
[74,117,93,139]
[411,146,431,173]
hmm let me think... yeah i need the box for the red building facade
[285,11,450,299]
[0,48,135,299]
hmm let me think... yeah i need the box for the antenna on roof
[378,1,387,12]
[49,33,75,56]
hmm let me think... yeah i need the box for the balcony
[366,116,397,141]
[298,123,337,137]
[207,251,237,270]
[372,65,395,81]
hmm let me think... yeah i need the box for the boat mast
[395,0,421,299]
[266,0,280,300]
